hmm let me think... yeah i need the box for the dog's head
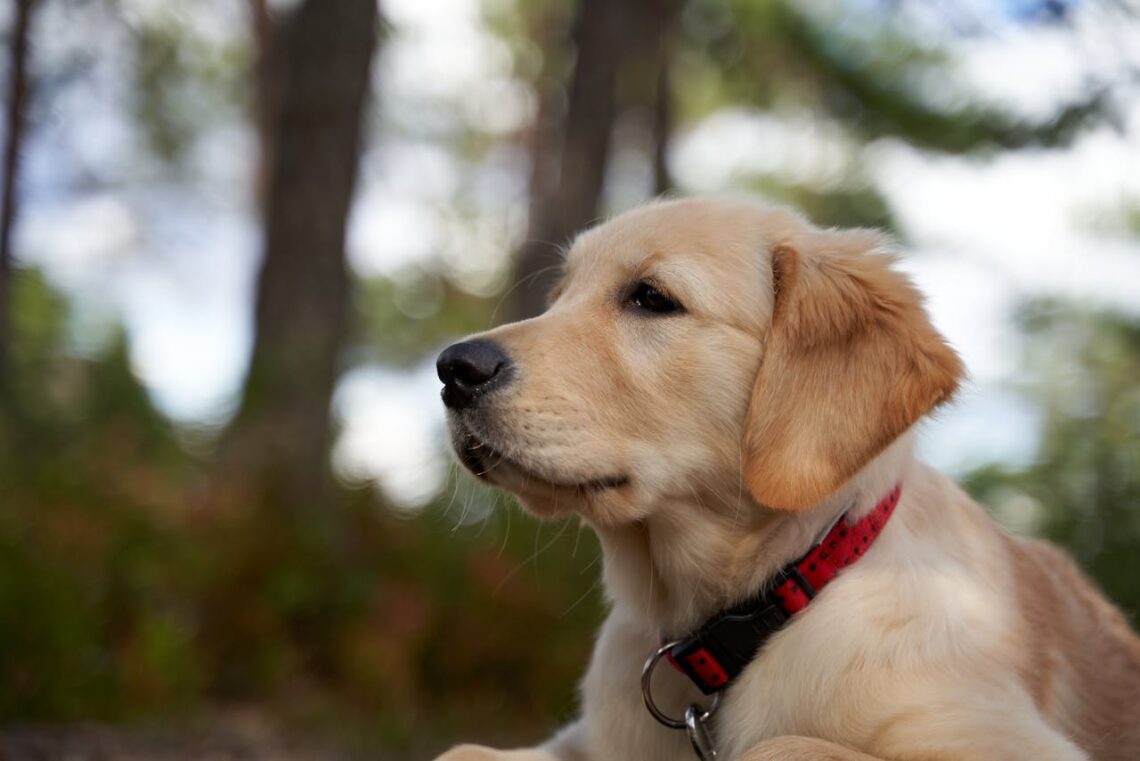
[438,199,962,525]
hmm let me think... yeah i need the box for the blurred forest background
[1,0,1139,758]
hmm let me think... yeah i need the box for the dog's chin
[449,426,629,519]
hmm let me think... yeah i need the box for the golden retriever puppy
[432,199,1140,761]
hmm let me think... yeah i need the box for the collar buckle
[666,600,788,695]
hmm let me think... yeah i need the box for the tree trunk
[647,0,678,196]
[0,0,37,395]
[245,0,271,205]
[511,0,679,320]
[213,0,378,516]
[511,0,627,320]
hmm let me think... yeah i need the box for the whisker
[533,520,543,585]
[487,260,565,326]
[561,576,602,618]
[578,551,601,575]
[494,518,572,594]
[469,491,489,539]
[476,454,505,477]
[733,438,746,532]
[497,503,512,558]
[446,467,467,531]
[645,550,655,621]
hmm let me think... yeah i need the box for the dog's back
[1009,535,1140,760]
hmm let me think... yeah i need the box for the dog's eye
[627,282,681,315]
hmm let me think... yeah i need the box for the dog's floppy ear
[743,233,963,511]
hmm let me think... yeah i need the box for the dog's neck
[591,431,918,637]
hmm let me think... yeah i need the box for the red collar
[663,484,901,694]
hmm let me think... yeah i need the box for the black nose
[437,340,512,409]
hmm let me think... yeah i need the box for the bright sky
[14,0,1140,509]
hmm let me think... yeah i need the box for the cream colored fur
[435,199,1140,761]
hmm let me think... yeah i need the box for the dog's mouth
[455,429,629,493]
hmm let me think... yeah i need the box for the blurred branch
[0,0,38,395]
[745,174,895,232]
[777,3,1113,153]
[213,0,379,516]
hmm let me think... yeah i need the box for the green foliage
[680,0,1106,153]
[0,270,199,719]
[0,269,601,751]
[131,7,250,166]
[355,273,498,367]
[963,302,1140,623]
[746,174,896,231]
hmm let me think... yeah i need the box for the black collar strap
[664,484,901,694]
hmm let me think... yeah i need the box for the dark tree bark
[511,0,679,320]
[213,0,378,515]
[245,0,272,204]
[0,0,38,394]
[511,0,627,320]
[646,0,678,196]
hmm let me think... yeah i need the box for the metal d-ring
[641,640,722,730]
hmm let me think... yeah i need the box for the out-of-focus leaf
[355,273,498,367]
[964,302,1140,624]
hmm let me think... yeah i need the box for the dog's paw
[433,745,503,761]
[737,735,874,761]
[432,745,559,761]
